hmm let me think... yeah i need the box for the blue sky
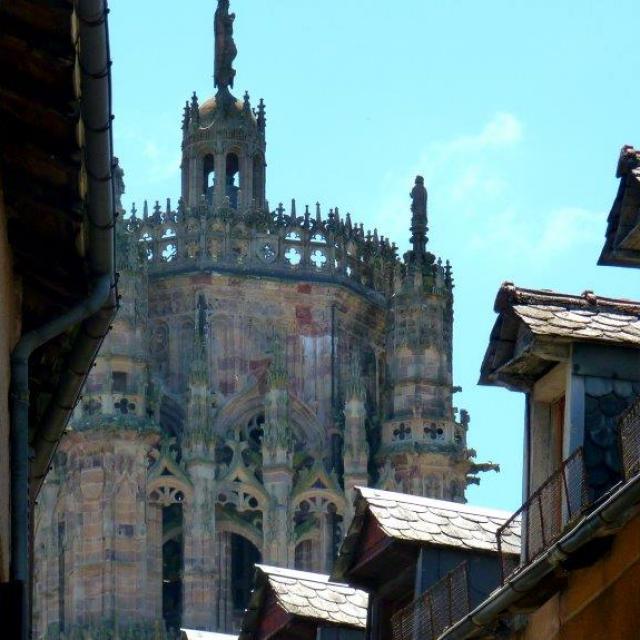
[109,0,640,511]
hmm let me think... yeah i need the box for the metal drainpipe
[10,277,114,636]
[30,0,118,498]
[9,1,117,638]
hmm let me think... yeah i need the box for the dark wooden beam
[0,32,73,95]
[0,0,72,40]
[2,140,79,191]
[0,86,78,148]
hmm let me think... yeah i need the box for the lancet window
[226,152,240,208]
[203,153,215,203]
[162,503,184,632]
[231,533,261,613]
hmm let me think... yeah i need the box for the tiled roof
[480,284,640,387]
[356,487,520,555]
[496,284,640,345]
[258,565,368,628]
[600,145,640,267]
[239,565,368,638]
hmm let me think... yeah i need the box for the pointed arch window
[203,154,215,204]
[162,503,183,632]
[231,534,261,612]
[226,152,240,208]
[252,153,265,204]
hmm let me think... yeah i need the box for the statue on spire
[214,0,238,95]
[410,175,429,261]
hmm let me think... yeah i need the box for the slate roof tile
[356,487,520,555]
[503,288,640,347]
[256,565,368,629]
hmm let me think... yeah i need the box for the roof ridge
[255,563,331,583]
[496,282,640,314]
[356,486,517,521]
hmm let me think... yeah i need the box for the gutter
[438,472,640,640]
[9,2,117,638]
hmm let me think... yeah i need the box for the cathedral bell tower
[180,0,267,210]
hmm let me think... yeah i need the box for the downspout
[9,2,117,638]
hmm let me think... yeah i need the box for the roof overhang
[480,283,640,391]
[240,565,367,640]
[599,145,640,268]
[333,487,520,589]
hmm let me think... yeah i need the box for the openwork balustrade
[121,199,454,301]
[619,398,640,481]
[391,563,469,640]
[497,447,589,583]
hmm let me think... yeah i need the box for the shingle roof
[239,565,368,638]
[356,487,520,555]
[497,285,640,345]
[258,565,368,627]
[480,284,640,388]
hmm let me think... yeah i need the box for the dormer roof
[480,283,640,390]
[239,564,368,639]
[599,145,640,268]
[333,487,520,583]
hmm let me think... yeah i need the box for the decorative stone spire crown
[214,0,238,105]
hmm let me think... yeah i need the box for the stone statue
[214,0,237,92]
[409,175,429,261]
[410,175,428,224]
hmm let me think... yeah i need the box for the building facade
[33,2,495,637]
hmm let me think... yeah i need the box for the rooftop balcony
[391,562,469,640]
[620,398,640,481]
[498,403,640,583]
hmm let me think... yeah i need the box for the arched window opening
[226,153,240,209]
[159,395,185,438]
[252,153,264,204]
[203,154,215,204]
[231,534,261,613]
[295,540,314,572]
[162,503,183,633]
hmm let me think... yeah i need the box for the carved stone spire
[410,175,428,264]
[214,0,237,101]
[257,98,266,134]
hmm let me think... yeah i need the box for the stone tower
[378,177,470,500]
[33,2,496,637]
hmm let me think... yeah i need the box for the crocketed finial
[257,98,267,133]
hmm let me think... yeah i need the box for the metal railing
[391,563,469,640]
[497,447,590,582]
[620,399,640,481]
